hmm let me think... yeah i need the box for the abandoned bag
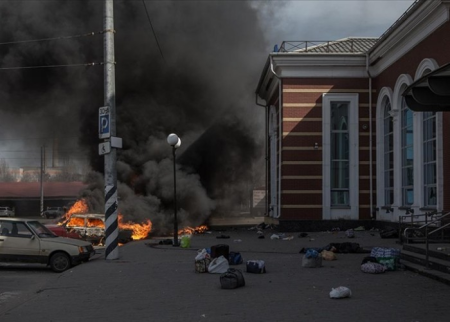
[361,262,386,274]
[377,257,398,271]
[370,247,400,271]
[211,244,230,261]
[180,235,191,248]
[329,286,352,299]
[370,247,401,258]
[229,252,243,265]
[220,268,245,289]
[246,260,266,273]
[195,257,211,273]
[208,255,229,274]
[302,254,322,268]
[321,250,337,261]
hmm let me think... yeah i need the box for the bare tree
[0,159,17,182]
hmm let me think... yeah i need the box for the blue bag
[229,252,243,265]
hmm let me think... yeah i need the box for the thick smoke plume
[0,0,269,233]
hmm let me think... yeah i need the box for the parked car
[44,224,83,240]
[0,207,15,217]
[41,207,65,219]
[51,213,133,246]
[0,218,95,272]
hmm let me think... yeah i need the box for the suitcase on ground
[211,244,229,260]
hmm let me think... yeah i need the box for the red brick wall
[279,78,375,221]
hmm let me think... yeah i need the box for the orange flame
[63,199,89,221]
[119,214,152,240]
[61,199,152,240]
[178,225,208,235]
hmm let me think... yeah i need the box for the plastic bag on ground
[321,250,337,261]
[329,286,352,299]
[180,235,191,248]
[195,249,210,261]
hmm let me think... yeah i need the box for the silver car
[0,207,15,217]
[0,218,95,272]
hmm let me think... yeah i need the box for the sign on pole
[99,141,111,155]
[99,106,111,139]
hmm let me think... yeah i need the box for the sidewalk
[1,228,449,322]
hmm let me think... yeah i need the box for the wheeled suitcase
[211,244,229,260]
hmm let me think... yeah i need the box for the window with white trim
[383,98,393,205]
[401,98,414,206]
[330,102,349,206]
[423,111,437,206]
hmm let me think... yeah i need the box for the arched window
[383,98,393,205]
[401,98,414,205]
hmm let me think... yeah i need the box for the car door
[0,220,42,263]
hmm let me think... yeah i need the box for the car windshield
[28,221,58,238]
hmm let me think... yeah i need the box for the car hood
[41,236,92,247]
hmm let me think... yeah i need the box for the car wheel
[49,252,71,273]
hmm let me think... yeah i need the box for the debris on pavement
[329,286,352,299]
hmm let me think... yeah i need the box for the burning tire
[49,252,71,273]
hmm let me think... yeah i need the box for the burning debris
[178,225,209,236]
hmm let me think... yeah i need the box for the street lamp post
[167,133,181,247]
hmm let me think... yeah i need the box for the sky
[259,0,415,47]
[0,0,416,228]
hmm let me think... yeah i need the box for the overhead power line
[0,62,104,71]
[0,31,101,46]
[142,0,166,65]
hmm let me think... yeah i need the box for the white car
[0,207,15,217]
[0,218,95,272]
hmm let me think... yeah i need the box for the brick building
[256,0,450,229]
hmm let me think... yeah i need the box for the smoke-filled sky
[0,0,414,231]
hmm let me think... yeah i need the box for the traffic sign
[99,106,111,139]
[99,142,111,155]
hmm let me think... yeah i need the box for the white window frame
[322,93,359,220]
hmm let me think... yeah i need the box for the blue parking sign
[99,106,111,139]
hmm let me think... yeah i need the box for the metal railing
[277,40,363,54]
[402,211,450,268]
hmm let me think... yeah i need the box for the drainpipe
[269,55,282,219]
[255,94,269,219]
[366,53,374,219]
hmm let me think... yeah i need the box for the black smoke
[0,0,270,233]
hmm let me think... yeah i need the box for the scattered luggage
[220,268,245,289]
[329,286,352,299]
[370,247,401,271]
[228,251,243,265]
[211,244,230,261]
[246,260,266,273]
[208,255,230,274]
[195,248,211,273]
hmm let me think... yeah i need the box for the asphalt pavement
[0,227,449,322]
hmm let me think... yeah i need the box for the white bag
[208,255,229,274]
[329,286,352,299]
[195,248,210,261]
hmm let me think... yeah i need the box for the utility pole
[103,0,119,260]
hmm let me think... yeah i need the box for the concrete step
[400,258,450,285]
[402,244,450,261]
[401,249,450,275]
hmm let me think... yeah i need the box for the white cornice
[369,1,449,77]
[271,54,368,78]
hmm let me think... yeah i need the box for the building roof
[0,182,87,199]
[278,38,379,54]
